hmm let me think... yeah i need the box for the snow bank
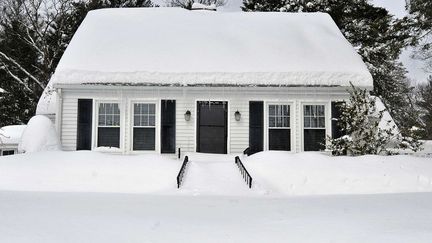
[0,151,179,193]
[52,8,373,88]
[18,115,60,153]
[0,125,26,145]
[244,151,432,195]
[0,151,431,196]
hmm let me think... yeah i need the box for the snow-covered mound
[0,151,431,196]
[0,125,26,145]
[244,151,432,195]
[0,151,179,193]
[51,8,372,87]
[18,115,60,153]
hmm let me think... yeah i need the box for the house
[0,125,26,156]
[47,7,373,155]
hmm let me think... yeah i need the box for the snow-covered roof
[0,125,26,145]
[51,7,373,88]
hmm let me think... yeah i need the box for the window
[268,104,291,151]
[1,150,15,156]
[133,103,156,151]
[97,103,120,148]
[303,105,326,151]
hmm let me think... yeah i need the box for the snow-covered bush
[327,84,422,156]
[18,115,61,153]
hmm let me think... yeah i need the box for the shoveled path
[179,153,254,195]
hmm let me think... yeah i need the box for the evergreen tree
[417,76,432,139]
[242,0,419,134]
[407,0,432,72]
[327,84,422,156]
[0,0,155,127]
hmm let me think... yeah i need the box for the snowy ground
[0,151,432,242]
[1,151,431,196]
[1,191,432,243]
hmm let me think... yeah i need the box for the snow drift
[0,151,431,196]
[0,125,26,145]
[18,115,60,153]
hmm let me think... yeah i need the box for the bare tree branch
[0,51,45,90]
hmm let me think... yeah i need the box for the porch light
[234,110,241,121]
[184,110,191,121]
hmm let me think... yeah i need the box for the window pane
[98,115,105,126]
[304,117,310,127]
[283,105,289,116]
[311,117,318,127]
[149,104,155,114]
[142,116,148,126]
[99,104,105,114]
[99,103,120,127]
[269,129,290,151]
[304,105,311,116]
[283,117,289,127]
[317,105,325,116]
[318,117,325,128]
[106,115,112,125]
[133,115,140,126]
[269,117,275,127]
[269,105,275,116]
[141,104,148,114]
[98,127,120,148]
[133,128,155,150]
[134,104,140,114]
[149,115,155,126]
[113,115,120,126]
[304,129,326,151]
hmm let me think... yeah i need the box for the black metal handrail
[235,156,253,188]
[177,156,189,188]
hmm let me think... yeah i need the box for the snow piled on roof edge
[51,69,373,88]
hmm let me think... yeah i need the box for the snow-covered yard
[0,151,432,242]
[1,191,432,243]
[1,151,432,196]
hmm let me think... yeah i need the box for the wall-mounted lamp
[234,110,241,121]
[184,110,191,121]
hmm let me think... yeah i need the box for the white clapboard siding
[57,86,349,154]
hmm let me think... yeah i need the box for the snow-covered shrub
[18,115,61,153]
[327,84,422,156]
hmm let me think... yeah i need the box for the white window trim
[129,99,160,154]
[300,101,331,152]
[93,99,123,151]
[264,101,295,152]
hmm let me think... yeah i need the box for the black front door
[197,101,228,154]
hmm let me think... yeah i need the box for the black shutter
[77,99,93,150]
[161,100,176,153]
[331,101,345,139]
[249,101,264,155]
